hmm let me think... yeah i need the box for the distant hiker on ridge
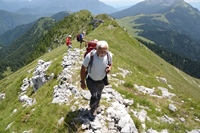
[76,31,87,49]
[66,35,72,49]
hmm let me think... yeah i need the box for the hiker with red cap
[66,35,72,49]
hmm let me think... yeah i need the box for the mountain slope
[110,0,200,42]
[0,22,35,46]
[50,11,72,21]
[114,0,200,78]
[0,10,41,35]
[0,17,57,78]
[110,0,181,18]
[0,15,199,132]
[156,0,200,41]
[36,0,117,15]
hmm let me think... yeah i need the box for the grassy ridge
[0,14,200,132]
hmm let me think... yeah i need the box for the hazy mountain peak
[0,0,117,15]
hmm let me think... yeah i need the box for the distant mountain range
[0,10,41,35]
[0,0,117,35]
[0,0,117,15]
[110,0,187,18]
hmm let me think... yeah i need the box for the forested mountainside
[0,22,35,46]
[0,11,71,46]
[0,10,111,80]
[0,10,41,35]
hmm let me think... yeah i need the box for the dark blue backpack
[76,34,82,42]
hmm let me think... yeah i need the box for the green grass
[0,15,200,132]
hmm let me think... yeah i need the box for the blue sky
[99,0,200,8]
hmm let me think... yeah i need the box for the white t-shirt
[83,50,112,81]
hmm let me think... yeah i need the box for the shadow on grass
[64,108,91,132]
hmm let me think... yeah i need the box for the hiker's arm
[80,65,87,89]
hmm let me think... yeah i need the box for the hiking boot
[89,107,96,116]
[82,108,90,116]
[87,113,95,121]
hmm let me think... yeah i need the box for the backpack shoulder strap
[88,50,95,73]
[106,52,111,66]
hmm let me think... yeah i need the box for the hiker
[77,31,86,49]
[80,40,112,121]
[66,35,72,49]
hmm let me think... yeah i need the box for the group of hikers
[65,31,113,121]
[65,31,86,49]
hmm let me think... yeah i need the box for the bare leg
[80,42,82,49]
